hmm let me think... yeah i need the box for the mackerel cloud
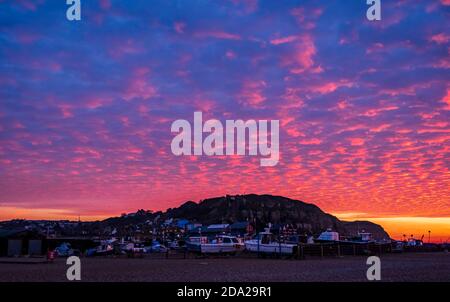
[0,0,449,218]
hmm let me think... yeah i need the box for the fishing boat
[244,229,296,254]
[347,231,376,244]
[144,240,167,253]
[314,228,340,243]
[86,243,114,256]
[315,228,377,245]
[186,235,244,254]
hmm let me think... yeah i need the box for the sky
[0,0,449,241]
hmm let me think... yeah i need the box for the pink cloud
[362,106,399,117]
[270,35,297,45]
[194,31,241,40]
[100,0,112,10]
[300,138,322,145]
[370,124,391,133]
[85,98,109,109]
[285,127,303,138]
[442,88,450,110]
[238,80,267,108]
[58,105,74,118]
[309,80,353,95]
[282,35,321,74]
[16,0,39,11]
[225,50,236,59]
[366,42,385,54]
[74,147,102,159]
[430,33,450,44]
[380,83,432,96]
[349,138,365,146]
[293,36,316,70]
[174,22,186,34]
[15,31,40,44]
[337,100,349,110]
[108,39,143,59]
[123,68,158,101]
[290,7,322,29]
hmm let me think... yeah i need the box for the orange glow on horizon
[333,213,450,243]
[0,207,109,222]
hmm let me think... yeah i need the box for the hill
[163,194,390,240]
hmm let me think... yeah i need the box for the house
[187,225,208,235]
[205,224,230,234]
[185,223,202,231]
[163,218,173,226]
[176,219,190,228]
[230,222,253,236]
[0,229,46,257]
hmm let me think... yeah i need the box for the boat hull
[245,240,295,254]
[186,242,243,254]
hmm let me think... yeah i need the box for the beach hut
[0,229,46,257]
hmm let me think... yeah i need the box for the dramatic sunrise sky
[0,1,449,241]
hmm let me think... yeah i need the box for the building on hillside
[176,219,190,228]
